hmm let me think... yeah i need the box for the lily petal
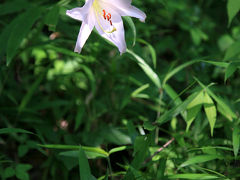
[119,6,146,22]
[94,8,126,54]
[66,0,94,22]
[74,11,95,53]
[101,0,146,22]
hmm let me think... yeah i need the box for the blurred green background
[1,0,240,179]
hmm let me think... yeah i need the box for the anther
[107,13,111,21]
[102,10,106,20]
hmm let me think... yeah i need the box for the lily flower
[66,0,146,54]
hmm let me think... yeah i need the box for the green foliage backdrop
[1,0,240,179]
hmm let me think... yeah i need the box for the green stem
[107,157,113,180]
[155,88,163,144]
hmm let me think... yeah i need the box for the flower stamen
[93,1,116,34]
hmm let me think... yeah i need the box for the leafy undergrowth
[1,0,240,179]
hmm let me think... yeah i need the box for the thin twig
[143,137,175,165]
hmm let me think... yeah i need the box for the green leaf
[157,92,199,124]
[186,104,202,132]
[3,167,15,179]
[164,84,183,106]
[179,155,222,168]
[143,121,156,131]
[6,7,43,65]
[190,28,208,45]
[0,0,28,16]
[195,78,237,121]
[202,60,229,68]
[0,128,34,135]
[79,146,92,180]
[203,92,217,136]
[74,105,85,131]
[163,60,200,85]
[18,145,29,158]
[163,60,229,86]
[132,136,150,169]
[18,71,45,113]
[168,173,219,179]
[186,90,204,130]
[44,5,59,31]
[60,150,107,159]
[39,144,109,157]
[156,159,167,179]
[44,45,88,60]
[137,39,157,69]
[124,16,136,46]
[126,49,161,88]
[227,0,240,26]
[0,13,23,59]
[15,164,32,180]
[225,62,240,82]
[109,146,127,155]
[233,125,240,157]
[224,41,240,60]
[189,146,233,152]
[187,91,204,109]
[131,83,150,98]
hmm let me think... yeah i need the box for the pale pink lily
[66,0,146,54]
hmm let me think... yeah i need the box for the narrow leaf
[79,146,92,180]
[195,78,237,121]
[168,173,219,179]
[19,72,45,113]
[233,125,240,157]
[137,39,157,69]
[227,0,240,26]
[127,49,161,88]
[203,92,217,136]
[39,144,109,157]
[109,146,127,155]
[0,128,34,135]
[124,16,136,46]
[157,92,199,125]
[179,155,221,168]
[225,62,240,82]
[7,7,43,65]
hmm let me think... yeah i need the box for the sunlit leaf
[109,146,128,155]
[195,78,237,121]
[131,83,150,98]
[203,92,217,136]
[179,155,222,168]
[168,173,220,179]
[39,144,109,157]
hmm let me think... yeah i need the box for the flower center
[93,0,117,34]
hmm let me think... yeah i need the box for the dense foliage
[1,0,240,179]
